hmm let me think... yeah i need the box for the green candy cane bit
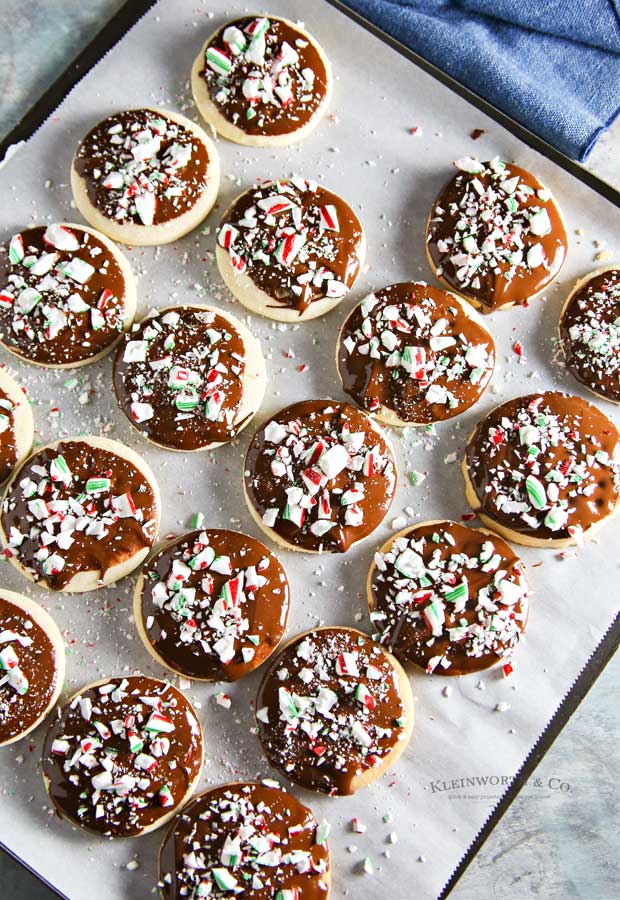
[525,474,547,510]
[85,477,111,494]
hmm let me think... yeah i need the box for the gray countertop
[0,3,618,899]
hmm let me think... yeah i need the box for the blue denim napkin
[339,0,620,160]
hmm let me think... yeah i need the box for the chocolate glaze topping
[0,596,59,744]
[218,178,363,314]
[465,392,620,542]
[42,676,202,837]
[560,269,620,402]
[139,529,289,681]
[338,282,495,423]
[0,385,20,483]
[245,400,396,553]
[200,16,329,137]
[427,158,567,313]
[74,110,210,228]
[0,225,128,365]
[114,307,248,450]
[370,521,527,675]
[159,781,330,899]
[1,440,159,590]
[256,627,408,796]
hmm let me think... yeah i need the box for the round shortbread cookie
[559,266,620,403]
[243,399,397,554]
[426,157,567,313]
[337,281,495,426]
[191,15,332,147]
[0,223,136,367]
[42,675,203,837]
[134,528,290,681]
[71,108,220,246]
[463,391,620,548]
[113,304,266,451]
[158,781,331,899]
[0,367,34,484]
[216,177,365,321]
[367,520,528,675]
[255,626,414,796]
[0,589,65,747]
[0,436,160,592]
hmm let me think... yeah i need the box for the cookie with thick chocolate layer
[255,626,414,796]
[463,391,620,547]
[0,436,160,591]
[337,282,495,425]
[191,16,332,147]
[0,368,33,484]
[42,675,203,837]
[426,157,567,313]
[0,223,135,367]
[134,528,289,681]
[71,109,220,246]
[0,589,65,747]
[368,520,528,675]
[113,305,266,451]
[559,267,620,403]
[216,178,365,321]
[244,400,396,553]
[158,781,330,899]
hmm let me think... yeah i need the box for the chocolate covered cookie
[0,368,33,484]
[113,305,266,451]
[158,781,330,899]
[0,223,135,367]
[0,590,65,746]
[560,267,620,402]
[337,282,495,425]
[135,528,289,681]
[71,109,220,246]
[368,521,528,675]
[42,675,203,837]
[463,392,620,547]
[0,437,160,591]
[216,178,365,321]
[255,627,413,795]
[192,16,332,146]
[244,400,396,553]
[426,157,567,313]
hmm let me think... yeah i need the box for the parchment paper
[0,1,618,898]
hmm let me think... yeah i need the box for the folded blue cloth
[339,0,620,160]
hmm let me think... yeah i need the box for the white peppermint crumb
[495,702,511,713]
[443,686,452,697]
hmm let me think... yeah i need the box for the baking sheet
[0,1,619,898]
